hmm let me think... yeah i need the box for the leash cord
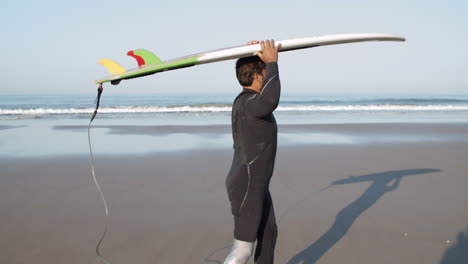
[88,85,112,264]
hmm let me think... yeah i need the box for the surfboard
[96,33,405,85]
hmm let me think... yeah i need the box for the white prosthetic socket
[224,239,255,264]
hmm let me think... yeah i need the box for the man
[225,40,280,264]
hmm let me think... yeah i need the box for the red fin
[127,50,145,67]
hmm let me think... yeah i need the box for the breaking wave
[2,103,468,116]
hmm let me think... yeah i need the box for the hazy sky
[3,0,467,95]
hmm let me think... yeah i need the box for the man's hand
[253,40,280,63]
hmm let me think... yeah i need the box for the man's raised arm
[245,40,281,117]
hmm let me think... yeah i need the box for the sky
[2,0,468,95]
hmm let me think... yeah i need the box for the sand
[1,123,467,264]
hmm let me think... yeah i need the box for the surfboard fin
[98,59,127,75]
[127,51,145,67]
[127,49,163,66]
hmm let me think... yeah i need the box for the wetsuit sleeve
[244,62,281,118]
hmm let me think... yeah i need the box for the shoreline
[3,122,468,158]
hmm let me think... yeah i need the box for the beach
[4,0,468,262]
[1,121,467,264]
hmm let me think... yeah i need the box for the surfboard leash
[91,83,104,122]
[88,83,113,264]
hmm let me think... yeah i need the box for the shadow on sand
[439,228,468,264]
[286,168,441,264]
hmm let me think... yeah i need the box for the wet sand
[1,123,468,263]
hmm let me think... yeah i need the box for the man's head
[236,56,265,90]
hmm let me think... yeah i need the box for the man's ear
[255,73,262,81]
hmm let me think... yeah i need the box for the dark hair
[235,56,265,86]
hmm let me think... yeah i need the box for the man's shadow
[286,168,441,264]
[439,228,468,264]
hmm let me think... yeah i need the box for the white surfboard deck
[96,33,405,84]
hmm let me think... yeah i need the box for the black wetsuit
[226,62,280,264]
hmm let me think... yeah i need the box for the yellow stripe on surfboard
[98,59,127,75]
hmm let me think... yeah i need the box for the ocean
[1,93,467,156]
[1,93,468,124]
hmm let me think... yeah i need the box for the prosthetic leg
[224,239,255,264]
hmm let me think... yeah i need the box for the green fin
[133,49,163,65]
